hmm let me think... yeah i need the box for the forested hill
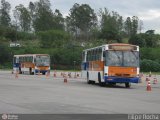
[0,0,160,71]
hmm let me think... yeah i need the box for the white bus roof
[83,43,138,51]
[14,54,49,57]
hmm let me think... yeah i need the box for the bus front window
[106,51,139,67]
[123,51,139,67]
[106,51,123,66]
[36,56,50,66]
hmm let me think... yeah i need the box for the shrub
[37,30,70,48]
[140,59,160,72]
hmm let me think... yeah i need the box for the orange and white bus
[13,54,50,75]
[81,43,140,88]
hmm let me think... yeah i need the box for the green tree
[0,44,12,65]
[38,30,70,48]
[124,16,139,37]
[99,8,123,43]
[129,34,146,47]
[144,30,158,47]
[132,16,139,35]
[13,4,31,32]
[33,0,54,32]
[0,0,11,27]
[52,9,64,30]
[124,17,132,36]
[66,3,97,41]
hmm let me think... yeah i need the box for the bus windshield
[106,51,139,67]
[36,56,50,66]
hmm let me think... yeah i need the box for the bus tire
[19,67,22,74]
[29,68,32,75]
[98,72,105,86]
[125,83,131,88]
[108,83,116,86]
[87,72,92,84]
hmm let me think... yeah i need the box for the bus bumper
[104,76,140,83]
[35,69,49,74]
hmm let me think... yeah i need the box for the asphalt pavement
[0,70,160,114]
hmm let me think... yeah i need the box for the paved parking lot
[0,70,160,114]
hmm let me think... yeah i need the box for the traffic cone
[64,74,67,83]
[74,73,77,78]
[146,75,149,81]
[15,71,18,79]
[146,80,151,91]
[68,72,71,78]
[38,70,41,76]
[53,70,56,77]
[139,73,143,79]
[149,71,152,77]
[153,76,158,84]
[77,73,79,77]
[46,71,50,78]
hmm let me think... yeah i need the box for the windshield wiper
[131,50,138,59]
[113,49,120,60]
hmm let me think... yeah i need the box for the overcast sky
[6,0,160,33]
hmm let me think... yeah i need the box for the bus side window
[95,49,98,60]
[16,57,19,63]
[86,51,89,61]
[13,57,16,63]
[88,51,90,61]
[98,48,101,60]
[34,58,36,63]
[82,52,85,62]
[103,51,106,57]
[93,50,95,61]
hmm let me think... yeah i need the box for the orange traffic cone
[146,80,151,91]
[146,75,149,81]
[15,71,18,79]
[74,73,77,78]
[153,76,158,84]
[38,70,41,76]
[54,73,56,77]
[46,71,50,78]
[64,74,67,83]
[61,72,63,76]
[53,70,56,77]
[68,72,71,78]
[149,71,152,77]
[77,73,79,77]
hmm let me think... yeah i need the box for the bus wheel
[19,67,22,74]
[87,72,92,84]
[108,83,116,86]
[98,72,105,86]
[29,68,32,75]
[125,83,131,88]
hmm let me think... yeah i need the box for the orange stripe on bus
[108,66,137,77]
[89,61,104,71]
